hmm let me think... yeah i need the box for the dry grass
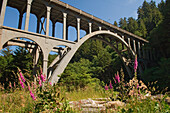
[0,89,34,112]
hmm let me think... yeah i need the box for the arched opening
[55,22,63,39]
[39,17,46,35]
[80,29,86,39]
[49,31,134,84]
[4,6,19,28]
[49,20,53,37]
[28,13,37,33]
[47,45,70,80]
[68,26,76,41]
[0,37,43,88]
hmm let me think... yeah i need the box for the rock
[93,98,110,101]
[165,97,170,105]
[95,101,107,104]
[152,94,164,100]
[106,101,125,108]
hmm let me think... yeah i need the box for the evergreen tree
[114,21,118,26]
[137,19,147,38]
[137,0,163,35]
[127,17,138,34]
[119,17,127,30]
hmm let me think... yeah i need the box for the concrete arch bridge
[0,0,151,84]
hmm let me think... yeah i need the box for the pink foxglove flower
[137,84,139,89]
[30,91,36,100]
[19,78,24,88]
[9,82,12,88]
[109,81,113,89]
[115,72,120,83]
[105,84,108,90]
[18,68,25,82]
[38,75,42,87]
[134,55,138,72]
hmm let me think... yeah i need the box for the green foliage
[137,0,163,35]
[127,17,138,34]
[60,58,100,91]
[35,84,74,113]
[142,58,170,90]
[120,96,170,113]
[0,47,33,88]
[119,17,127,30]
[114,21,118,26]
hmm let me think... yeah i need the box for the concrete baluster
[0,0,8,26]
[89,22,92,34]
[63,12,67,40]
[46,6,51,36]
[133,40,136,53]
[138,41,141,58]
[24,0,33,31]
[77,18,80,42]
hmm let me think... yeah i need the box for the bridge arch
[49,30,135,84]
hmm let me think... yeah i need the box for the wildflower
[49,82,52,85]
[105,84,108,90]
[17,68,25,82]
[30,91,36,100]
[115,72,120,83]
[109,81,113,89]
[38,75,42,87]
[19,78,24,88]
[134,55,138,72]
[28,83,36,100]
[9,82,12,88]
[40,74,44,82]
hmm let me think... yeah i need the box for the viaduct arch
[0,0,150,84]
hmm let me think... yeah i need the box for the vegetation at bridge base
[0,47,33,89]
[114,0,170,90]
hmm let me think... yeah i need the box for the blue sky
[60,0,163,23]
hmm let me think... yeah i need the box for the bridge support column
[0,0,7,26]
[24,0,33,31]
[138,42,141,58]
[46,6,51,36]
[133,40,136,53]
[122,36,124,50]
[36,17,40,33]
[77,18,80,42]
[43,58,48,78]
[32,47,40,76]
[89,22,92,34]
[18,12,24,29]
[52,22,56,37]
[63,12,67,40]
[128,38,131,48]
[99,26,102,31]
[142,44,145,59]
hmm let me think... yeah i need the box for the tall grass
[0,89,34,112]
[62,86,107,101]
